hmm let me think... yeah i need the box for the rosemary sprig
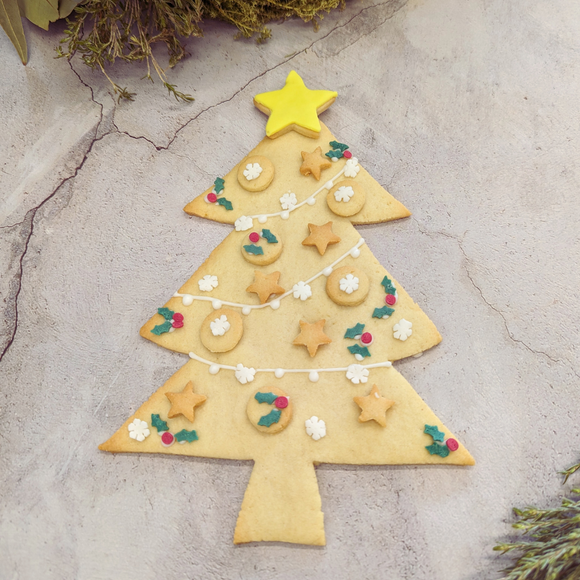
[494,458,580,579]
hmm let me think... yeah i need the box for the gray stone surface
[1,0,580,578]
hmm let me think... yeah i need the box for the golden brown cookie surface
[166,381,207,423]
[353,384,394,427]
[301,222,341,256]
[237,155,275,192]
[246,387,293,434]
[292,319,332,357]
[200,308,244,353]
[326,179,366,217]
[246,271,285,304]
[300,147,332,180]
[326,265,370,306]
[241,229,283,266]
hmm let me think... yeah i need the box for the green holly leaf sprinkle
[158,307,175,320]
[151,321,173,335]
[261,229,278,244]
[348,344,371,358]
[174,429,198,443]
[329,140,349,152]
[325,149,343,160]
[426,443,450,458]
[258,409,282,427]
[344,322,365,339]
[424,424,445,442]
[381,276,397,295]
[255,392,278,405]
[213,177,225,194]
[373,306,395,319]
[217,197,233,211]
[151,414,168,432]
[243,244,264,255]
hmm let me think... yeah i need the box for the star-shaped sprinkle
[353,385,395,427]
[300,147,333,180]
[302,222,341,255]
[246,271,286,304]
[293,319,332,357]
[424,424,445,442]
[166,381,207,423]
[253,71,337,139]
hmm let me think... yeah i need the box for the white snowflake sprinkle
[198,275,218,292]
[235,215,253,231]
[305,416,326,441]
[334,185,355,202]
[210,315,231,336]
[234,363,256,384]
[128,418,150,442]
[279,192,297,210]
[344,157,360,178]
[346,364,369,384]
[339,274,359,294]
[393,319,413,341]
[243,163,263,181]
[292,281,312,301]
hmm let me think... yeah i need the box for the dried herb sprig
[57,0,345,101]
[494,458,580,580]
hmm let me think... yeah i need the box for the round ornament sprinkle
[249,232,260,243]
[343,150,353,159]
[385,294,397,306]
[207,193,217,203]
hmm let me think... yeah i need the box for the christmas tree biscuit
[101,71,474,546]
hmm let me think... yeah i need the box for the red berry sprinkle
[249,232,260,243]
[385,294,397,306]
[173,313,184,323]
[161,431,175,446]
[343,150,352,159]
[446,438,459,452]
[274,396,289,409]
[360,332,373,345]
[207,193,218,203]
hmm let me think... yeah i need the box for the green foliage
[0,0,27,63]
[217,197,233,211]
[55,0,346,101]
[151,414,168,432]
[373,305,395,319]
[380,275,396,295]
[255,392,277,405]
[174,429,198,442]
[258,409,281,427]
[494,457,580,579]
[261,229,278,244]
[344,322,365,339]
[157,307,174,320]
[213,178,225,194]
[424,424,445,442]
[243,244,264,255]
[347,344,370,358]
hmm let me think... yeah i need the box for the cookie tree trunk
[234,453,325,545]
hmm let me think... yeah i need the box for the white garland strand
[188,350,392,383]
[174,237,366,314]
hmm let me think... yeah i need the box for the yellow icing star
[254,71,337,139]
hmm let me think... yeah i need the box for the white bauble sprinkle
[242,306,251,316]
[270,300,281,310]
[307,197,316,206]
[325,181,334,190]
[351,248,360,258]
[182,294,194,306]
[323,267,333,277]
[258,215,267,224]
[212,299,222,310]
[309,371,320,383]
[209,364,220,375]
[275,369,285,378]
[281,211,290,220]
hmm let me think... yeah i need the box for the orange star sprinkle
[166,381,207,423]
[246,271,286,304]
[293,319,332,357]
[302,222,341,255]
[300,147,332,180]
[353,385,395,428]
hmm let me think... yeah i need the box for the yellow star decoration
[353,385,395,428]
[293,319,332,357]
[166,381,207,423]
[253,71,337,139]
[246,270,286,304]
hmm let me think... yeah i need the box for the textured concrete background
[1,0,580,578]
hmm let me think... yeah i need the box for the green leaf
[151,321,173,335]
[17,0,58,31]
[157,307,174,320]
[347,344,371,358]
[258,409,281,427]
[424,424,445,442]
[217,197,233,211]
[344,322,365,339]
[151,414,168,432]
[174,429,198,443]
[426,443,450,458]
[0,0,27,64]
[243,244,264,255]
[58,0,82,18]
[329,140,349,152]
[261,229,278,244]
[381,275,396,295]
[373,306,395,319]
[213,177,225,194]
[255,392,277,405]
[325,149,343,160]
